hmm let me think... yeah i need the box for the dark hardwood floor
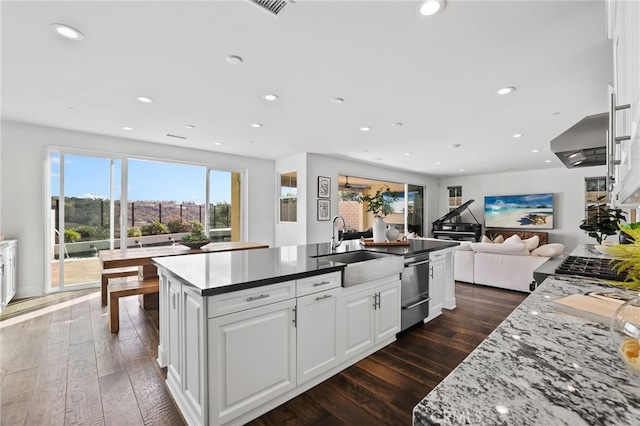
[0,283,526,426]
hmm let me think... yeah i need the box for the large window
[46,150,244,292]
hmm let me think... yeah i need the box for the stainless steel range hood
[550,112,608,168]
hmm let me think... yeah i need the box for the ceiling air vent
[247,0,291,16]
[166,133,187,140]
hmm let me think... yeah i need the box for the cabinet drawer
[207,280,295,318]
[296,271,341,297]
[429,250,446,261]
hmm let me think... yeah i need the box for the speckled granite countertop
[413,275,640,425]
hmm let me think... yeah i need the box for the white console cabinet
[0,240,17,313]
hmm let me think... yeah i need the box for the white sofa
[454,234,565,293]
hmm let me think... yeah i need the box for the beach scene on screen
[484,193,554,229]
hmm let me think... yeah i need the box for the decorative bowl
[181,240,210,250]
[611,295,640,373]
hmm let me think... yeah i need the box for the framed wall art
[318,176,331,198]
[317,199,331,221]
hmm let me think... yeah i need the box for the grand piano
[431,199,482,242]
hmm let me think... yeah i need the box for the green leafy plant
[579,197,626,244]
[140,220,168,236]
[358,186,397,218]
[64,229,81,243]
[605,226,640,291]
[166,215,188,233]
[180,221,210,244]
[127,227,142,238]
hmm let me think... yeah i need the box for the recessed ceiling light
[214,142,222,146]
[448,144,461,149]
[513,133,523,138]
[552,112,561,116]
[360,127,371,132]
[416,0,446,17]
[545,160,552,163]
[263,94,279,101]
[136,96,154,103]
[404,152,412,156]
[497,87,515,95]
[374,157,383,161]
[51,23,84,40]
[435,162,442,165]
[250,141,255,144]
[185,125,195,129]
[532,149,540,153]
[331,97,344,104]
[392,122,403,127]
[251,123,262,128]
[226,55,243,64]
[66,106,76,111]
[122,126,133,131]
[459,169,465,172]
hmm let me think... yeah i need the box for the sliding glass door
[46,150,245,293]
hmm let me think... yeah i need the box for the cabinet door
[7,244,16,304]
[341,290,375,361]
[429,259,446,317]
[182,286,205,421]
[297,288,341,384]
[167,277,182,391]
[209,298,296,424]
[375,281,400,344]
[0,252,5,311]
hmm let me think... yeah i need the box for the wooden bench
[101,266,139,306]
[108,277,160,333]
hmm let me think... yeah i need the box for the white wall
[437,165,611,251]
[0,120,275,298]
[275,153,308,247]
[305,154,440,245]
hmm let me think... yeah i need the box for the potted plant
[180,221,211,249]
[579,196,626,245]
[358,186,397,242]
[619,222,640,244]
[604,226,640,291]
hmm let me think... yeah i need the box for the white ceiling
[1,0,612,177]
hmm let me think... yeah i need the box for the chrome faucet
[331,215,347,251]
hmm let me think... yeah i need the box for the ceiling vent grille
[248,0,291,16]
[166,133,187,140]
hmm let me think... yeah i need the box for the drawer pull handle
[315,294,332,301]
[403,297,430,310]
[313,281,331,287]
[247,294,270,302]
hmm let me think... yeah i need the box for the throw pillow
[531,243,565,258]
[522,235,540,252]
[492,235,504,244]
[481,235,492,243]
[503,234,523,244]
[469,242,530,255]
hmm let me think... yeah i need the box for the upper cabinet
[610,0,640,205]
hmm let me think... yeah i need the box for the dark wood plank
[0,367,38,425]
[24,362,68,425]
[99,370,145,426]
[65,363,103,425]
[89,300,126,378]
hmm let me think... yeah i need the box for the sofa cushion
[503,234,522,244]
[481,235,492,243]
[469,242,530,255]
[493,235,504,244]
[503,234,539,251]
[531,243,565,258]
[457,241,473,251]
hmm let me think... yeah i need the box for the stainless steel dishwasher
[400,252,430,331]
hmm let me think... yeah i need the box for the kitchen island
[413,274,640,425]
[153,239,456,426]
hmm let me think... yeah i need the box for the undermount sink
[313,250,403,287]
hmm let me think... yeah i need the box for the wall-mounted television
[484,193,554,229]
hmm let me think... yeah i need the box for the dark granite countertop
[152,239,458,296]
[413,274,640,425]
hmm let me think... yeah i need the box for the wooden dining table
[99,241,269,308]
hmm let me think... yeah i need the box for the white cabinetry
[0,240,17,313]
[209,298,296,425]
[164,272,207,426]
[341,277,400,362]
[610,0,640,205]
[424,248,456,323]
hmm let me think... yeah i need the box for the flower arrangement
[358,186,397,218]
